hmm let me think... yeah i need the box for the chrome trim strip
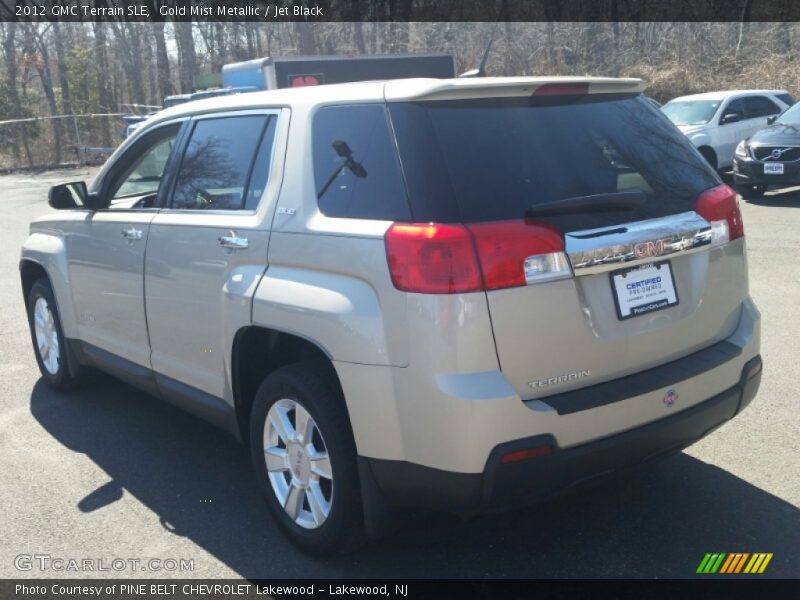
[565,211,712,276]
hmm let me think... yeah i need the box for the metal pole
[72,115,82,165]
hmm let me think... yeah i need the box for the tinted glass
[172,115,268,210]
[744,96,781,118]
[777,102,800,126]
[109,128,178,204]
[243,117,277,210]
[661,100,720,125]
[723,99,746,119]
[776,93,794,106]
[389,94,721,232]
[312,105,410,221]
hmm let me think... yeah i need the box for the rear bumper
[362,355,762,513]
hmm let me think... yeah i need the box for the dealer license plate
[610,261,679,320]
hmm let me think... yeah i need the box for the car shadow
[30,377,799,579]
[745,186,800,207]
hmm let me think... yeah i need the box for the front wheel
[249,362,363,555]
[26,278,83,390]
[737,184,767,200]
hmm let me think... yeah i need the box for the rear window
[389,94,721,232]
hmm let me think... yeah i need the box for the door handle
[218,234,249,250]
[121,226,143,240]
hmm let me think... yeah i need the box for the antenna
[459,25,497,78]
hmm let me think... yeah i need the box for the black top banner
[4,0,800,23]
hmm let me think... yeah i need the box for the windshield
[661,100,720,126]
[776,102,800,126]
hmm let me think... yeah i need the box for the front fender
[20,232,77,338]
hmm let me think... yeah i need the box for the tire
[698,146,717,170]
[249,361,363,555]
[26,278,83,390]
[737,184,767,200]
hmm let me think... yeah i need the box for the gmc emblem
[633,238,673,259]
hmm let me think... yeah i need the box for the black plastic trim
[533,340,742,415]
[362,355,762,516]
[69,339,238,436]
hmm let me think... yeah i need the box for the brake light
[384,223,482,294]
[384,221,572,294]
[695,184,743,243]
[532,82,589,96]
[467,221,570,289]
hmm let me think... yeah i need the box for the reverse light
[695,184,744,243]
[385,220,572,294]
[467,221,571,289]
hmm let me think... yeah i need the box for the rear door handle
[218,234,249,250]
[121,226,143,240]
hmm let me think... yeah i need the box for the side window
[242,117,278,211]
[722,98,745,122]
[744,96,781,118]
[312,104,410,221]
[106,125,180,208]
[171,115,271,210]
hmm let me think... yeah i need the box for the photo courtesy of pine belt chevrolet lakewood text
[20,76,762,555]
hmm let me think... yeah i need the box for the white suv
[662,90,793,170]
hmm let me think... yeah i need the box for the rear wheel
[26,278,83,390]
[249,362,363,555]
[737,184,767,200]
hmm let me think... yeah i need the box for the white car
[662,90,793,170]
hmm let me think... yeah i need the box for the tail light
[695,184,744,243]
[384,221,572,294]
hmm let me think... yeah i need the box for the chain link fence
[0,113,129,172]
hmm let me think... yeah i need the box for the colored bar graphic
[699,552,773,574]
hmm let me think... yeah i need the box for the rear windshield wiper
[525,191,646,218]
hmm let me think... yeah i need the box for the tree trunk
[26,24,63,164]
[174,22,196,93]
[92,22,112,147]
[1,23,29,164]
[153,22,172,99]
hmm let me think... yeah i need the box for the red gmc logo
[633,238,672,259]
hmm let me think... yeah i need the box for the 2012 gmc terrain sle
[20,77,762,554]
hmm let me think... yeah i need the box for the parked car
[21,77,762,554]
[661,90,793,170]
[733,99,800,198]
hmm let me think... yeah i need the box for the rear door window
[312,105,410,221]
[388,94,720,232]
[744,96,781,118]
[171,115,274,211]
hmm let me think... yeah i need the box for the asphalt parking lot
[0,168,798,579]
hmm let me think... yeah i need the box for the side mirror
[767,115,778,125]
[48,181,88,209]
[720,112,743,125]
[48,181,104,210]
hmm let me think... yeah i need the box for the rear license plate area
[610,261,679,320]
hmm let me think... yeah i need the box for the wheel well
[232,327,339,442]
[20,260,49,308]
[698,146,717,169]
